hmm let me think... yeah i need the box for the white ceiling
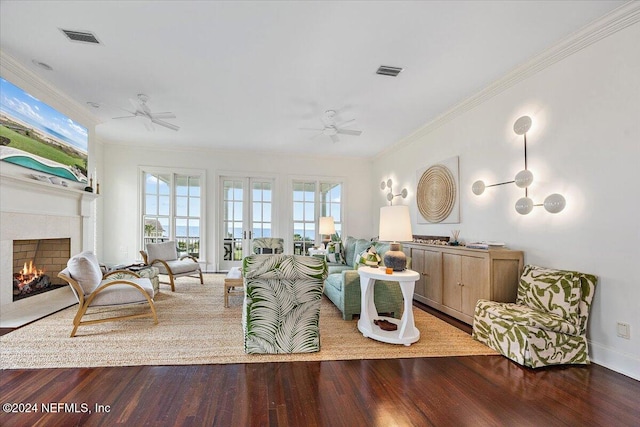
[0,1,625,158]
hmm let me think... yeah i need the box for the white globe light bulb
[472,180,486,195]
[515,197,534,215]
[544,193,566,214]
[514,170,534,188]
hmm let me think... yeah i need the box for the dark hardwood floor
[1,305,639,426]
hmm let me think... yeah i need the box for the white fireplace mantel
[0,170,98,326]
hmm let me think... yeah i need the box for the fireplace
[1,169,98,327]
[12,238,70,301]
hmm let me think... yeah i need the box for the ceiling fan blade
[151,118,180,131]
[336,129,362,136]
[330,134,340,143]
[299,127,324,131]
[112,115,137,120]
[144,120,155,132]
[150,112,176,119]
[335,118,354,128]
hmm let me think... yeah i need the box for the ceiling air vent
[376,65,403,77]
[60,29,101,44]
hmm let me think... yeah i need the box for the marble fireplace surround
[0,172,97,327]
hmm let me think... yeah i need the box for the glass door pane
[220,177,274,270]
[220,179,245,270]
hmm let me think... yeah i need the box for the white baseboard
[590,340,640,381]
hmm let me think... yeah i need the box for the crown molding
[374,1,640,161]
[0,50,100,127]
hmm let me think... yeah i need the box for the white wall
[372,21,640,379]
[100,144,373,271]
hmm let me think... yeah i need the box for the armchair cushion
[66,251,102,295]
[475,299,580,336]
[516,265,581,325]
[92,278,155,306]
[147,241,178,261]
[160,259,201,275]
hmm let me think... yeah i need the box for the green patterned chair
[472,264,597,368]
[242,254,328,354]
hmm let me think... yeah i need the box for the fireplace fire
[12,238,70,302]
[13,260,51,297]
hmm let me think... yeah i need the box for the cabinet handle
[421,272,429,276]
[457,282,462,286]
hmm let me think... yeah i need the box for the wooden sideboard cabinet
[404,243,524,324]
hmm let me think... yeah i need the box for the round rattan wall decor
[417,165,456,223]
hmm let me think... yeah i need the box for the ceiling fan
[112,94,179,131]
[299,110,362,143]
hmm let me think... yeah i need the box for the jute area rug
[0,274,496,369]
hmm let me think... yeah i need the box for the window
[142,169,204,260]
[292,180,342,255]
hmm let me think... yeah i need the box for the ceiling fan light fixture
[376,65,404,77]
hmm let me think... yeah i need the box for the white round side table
[357,266,420,346]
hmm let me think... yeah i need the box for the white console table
[357,266,420,346]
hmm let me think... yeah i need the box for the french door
[219,176,274,271]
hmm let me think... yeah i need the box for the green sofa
[323,236,407,320]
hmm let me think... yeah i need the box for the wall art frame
[416,156,460,224]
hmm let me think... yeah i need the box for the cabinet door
[461,255,489,316]
[411,248,426,298]
[423,249,443,303]
[442,253,462,311]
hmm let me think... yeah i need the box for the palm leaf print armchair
[472,264,597,368]
[242,254,328,354]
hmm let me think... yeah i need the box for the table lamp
[378,205,412,271]
[319,216,336,248]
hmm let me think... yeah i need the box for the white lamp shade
[379,205,413,242]
[319,217,336,235]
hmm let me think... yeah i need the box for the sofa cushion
[356,246,381,268]
[516,265,581,324]
[352,239,372,268]
[147,241,178,262]
[327,263,351,275]
[326,241,344,264]
[325,273,343,292]
[67,251,102,295]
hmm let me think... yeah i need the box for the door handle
[243,230,246,239]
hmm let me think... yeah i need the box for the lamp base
[383,243,407,271]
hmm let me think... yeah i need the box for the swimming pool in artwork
[1,155,82,182]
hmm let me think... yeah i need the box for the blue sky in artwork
[0,78,88,152]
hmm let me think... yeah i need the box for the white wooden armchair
[140,241,203,291]
[58,251,158,337]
